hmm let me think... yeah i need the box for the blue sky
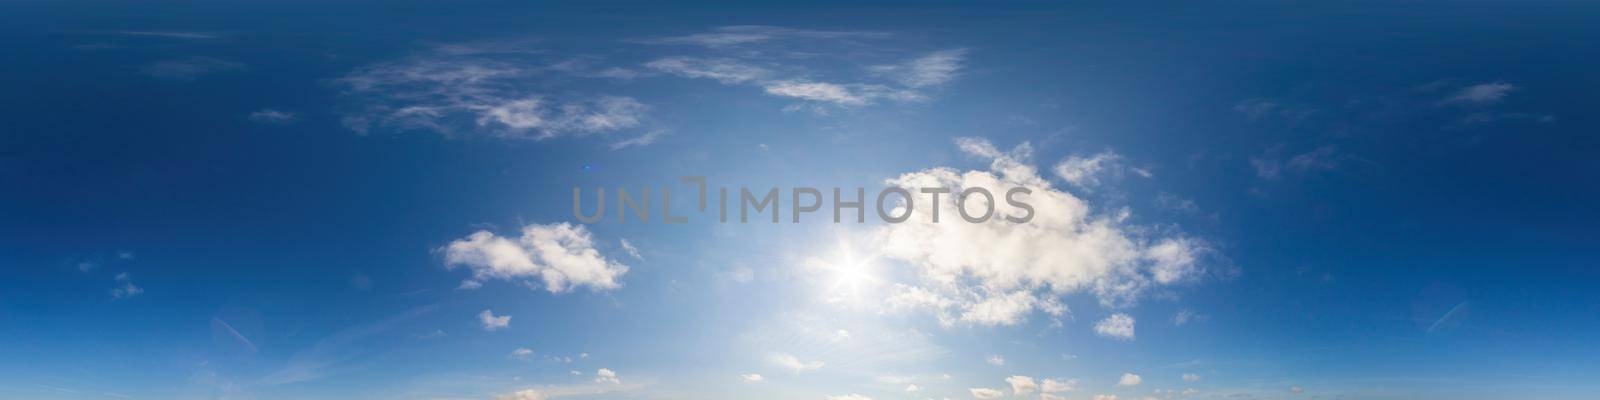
[3,2,1600,400]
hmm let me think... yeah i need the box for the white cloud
[763,81,868,106]
[770,353,825,373]
[110,30,220,39]
[1446,82,1516,104]
[740,373,764,383]
[609,129,668,150]
[644,57,768,84]
[476,96,647,137]
[1286,145,1341,173]
[618,239,643,260]
[479,309,511,331]
[1006,375,1038,395]
[875,138,1209,327]
[826,395,872,400]
[496,389,549,400]
[110,272,143,300]
[594,368,620,384]
[1174,309,1195,326]
[444,223,630,293]
[511,347,533,358]
[1095,314,1136,340]
[338,49,649,140]
[1182,373,1200,382]
[969,387,1004,399]
[247,109,299,125]
[141,56,244,80]
[1093,395,1118,400]
[1116,373,1141,387]
[1290,385,1304,394]
[985,354,1005,366]
[872,49,969,88]
[1052,150,1124,189]
[905,384,921,392]
[641,25,887,48]
[640,27,951,109]
[1042,378,1076,393]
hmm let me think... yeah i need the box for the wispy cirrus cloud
[636,25,887,48]
[140,56,245,80]
[335,44,650,141]
[639,26,968,109]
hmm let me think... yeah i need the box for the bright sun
[820,239,877,304]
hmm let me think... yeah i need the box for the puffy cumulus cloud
[875,138,1211,328]
[336,46,649,140]
[1446,82,1517,104]
[740,373,764,383]
[826,395,872,400]
[985,354,1005,366]
[969,387,1004,399]
[905,384,921,392]
[594,368,620,384]
[444,223,630,293]
[496,389,549,400]
[1041,378,1077,393]
[1095,314,1135,340]
[479,309,511,331]
[1005,375,1038,395]
[769,353,825,373]
[1093,395,1118,400]
[1116,373,1141,387]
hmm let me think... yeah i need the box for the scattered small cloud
[740,373,764,383]
[1116,373,1141,387]
[985,354,1005,366]
[110,272,143,300]
[825,395,872,400]
[248,109,299,125]
[594,368,620,384]
[510,347,533,359]
[479,309,511,331]
[769,353,825,373]
[1095,314,1135,340]
[444,223,630,293]
[1042,378,1077,393]
[1182,373,1201,382]
[969,387,1004,399]
[495,389,549,400]
[1006,375,1038,395]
